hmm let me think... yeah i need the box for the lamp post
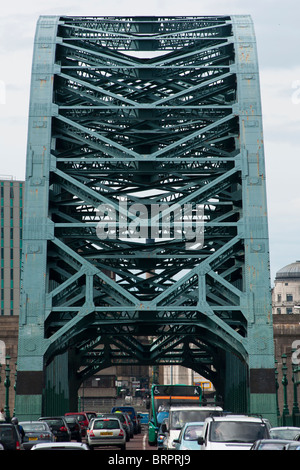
[292,350,299,418]
[282,354,289,420]
[275,360,280,417]
[4,356,11,421]
[13,363,17,417]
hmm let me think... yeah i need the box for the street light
[275,360,280,417]
[281,354,289,418]
[4,356,10,421]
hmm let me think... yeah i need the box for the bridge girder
[16,15,276,424]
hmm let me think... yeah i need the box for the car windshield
[67,414,85,423]
[22,423,48,432]
[258,442,288,450]
[209,421,268,443]
[183,425,204,441]
[157,411,169,424]
[270,428,300,439]
[41,419,63,428]
[171,410,219,430]
[0,426,14,440]
[114,414,125,423]
[93,420,119,430]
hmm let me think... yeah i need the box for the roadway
[126,425,154,451]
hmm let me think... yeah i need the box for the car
[97,413,131,441]
[111,406,141,434]
[148,409,169,446]
[173,422,205,450]
[124,412,134,438]
[87,417,126,451]
[0,423,22,450]
[157,418,168,450]
[65,412,90,437]
[20,421,55,450]
[250,439,295,450]
[198,414,270,450]
[31,442,89,450]
[38,417,71,442]
[64,416,82,442]
[270,426,300,440]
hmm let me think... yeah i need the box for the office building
[0,178,24,316]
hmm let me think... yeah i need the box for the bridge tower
[16,15,277,425]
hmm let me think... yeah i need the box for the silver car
[87,417,126,451]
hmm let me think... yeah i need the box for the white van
[198,415,270,450]
[162,405,223,449]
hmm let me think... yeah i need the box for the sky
[0,0,299,283]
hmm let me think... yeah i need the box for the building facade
[0,178,23,317]
[272,261,300,315]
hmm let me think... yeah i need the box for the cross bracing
[16,15,276,421]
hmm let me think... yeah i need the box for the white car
[198,415,270,450]
[87,417,126,451]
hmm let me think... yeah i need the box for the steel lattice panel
[16,15,276,421]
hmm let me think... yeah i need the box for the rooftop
[276,261,300,280]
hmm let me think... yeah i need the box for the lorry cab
[162,405,223,449]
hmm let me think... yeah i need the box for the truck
[162,405,223,449]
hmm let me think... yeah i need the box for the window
[277,294,282,302]
[277,308,281,314]
[287,308,293,314]
[286,294,293,302]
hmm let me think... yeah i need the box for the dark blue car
[111,406,141,434]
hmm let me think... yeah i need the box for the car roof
[39,416,65,419]
[270,426,300,430]
[206,415,264,423]
[31,442,89,450]
[257,439,295,443]
[20,421,49,424]
[38,416,65,421]
[183,421,205,426]
[169,406,222,411]
[93,417,121,425]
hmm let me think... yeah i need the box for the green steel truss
[16,15,277,422]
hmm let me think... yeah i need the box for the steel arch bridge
[16,15,277,424]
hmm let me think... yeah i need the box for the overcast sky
[0,0,299,283]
